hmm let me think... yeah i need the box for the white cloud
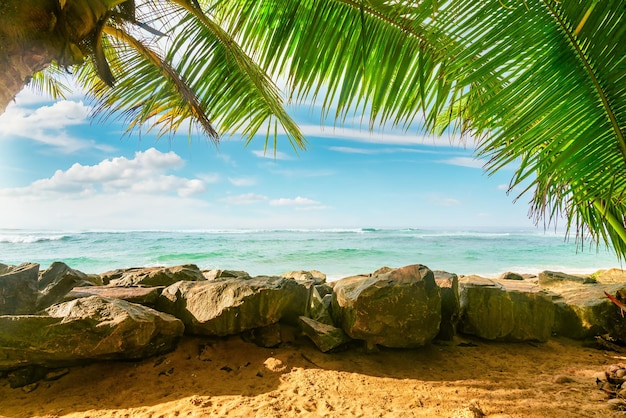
[428,195,461,207]
[269,196,320,206]
[497,184,510,191]
[198,173,221,184]
[269,168,335,178]
[0,100,113,153]
[329,146,439,155]
[252,150,292,160]
[329,146,377,155]
[228,177,257,187]
[0,148,205,198]
[299,124,477,148]
[220,193,269,205]
[438,156,486,169]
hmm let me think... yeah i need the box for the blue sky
[0,86,540,231]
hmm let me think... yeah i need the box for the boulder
[299,316,352,352]
[434,271,460,341]
[551,283,626,340]
[282,270,327,285]
[0,263,39,315]
[65,286,164,307]
[106,264,206,287]
[0,296,184,371]
[497,272,525,281]
[202,269,251,280]
[538,270,596,287]
[458,276,554,341]
[331,264,441,348]
[157,276,310,336]
[37,262,97,311]
[591,268,626,284]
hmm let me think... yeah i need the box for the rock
[105,264,206,287]
[331,264,441,348]
[7,365,48,388]
[538,270,596,287]
[458,276,555,341]
[434,271,460,340]
[38,262,98,290]
[0,263,13,275]
[202,269,251,280]
[65,286,164,307]
[497,272,524,281]
[0,296,184,370]
[36,262,96,310]
[551,375,575,384]
[282,270,326,284]
[0,262,39,315]
[241,323,282,348]
[309,285,335,325]
[551,283,626,340]
[592,268,626,284]
[299,316,351,352]
[157,276,310,336]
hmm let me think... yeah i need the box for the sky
[0,86,542,231]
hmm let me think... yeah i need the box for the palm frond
[213,0,456,132]
[216,0,626,256]
[28,64,72,100]
[168,0,306,150]
[73,0,305,149]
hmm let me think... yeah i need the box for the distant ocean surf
[0,228,622,280]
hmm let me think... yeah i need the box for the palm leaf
[73,0,306,149]
[214,0,456,132]
[217,0,626,256]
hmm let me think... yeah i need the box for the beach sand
[0,331,617,418]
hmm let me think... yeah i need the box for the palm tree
[0,0,305,149]
[2,1,625,259]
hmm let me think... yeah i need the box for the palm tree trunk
[0,45,54,113]
[0,0,106,113]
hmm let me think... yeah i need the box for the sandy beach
[0,331,616,418]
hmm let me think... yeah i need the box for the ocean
[0,228,622,280]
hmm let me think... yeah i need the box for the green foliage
[217,0,626,257]
[30,0,626,258]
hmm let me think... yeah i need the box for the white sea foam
[0,227,619,277]
[0,234,69,244]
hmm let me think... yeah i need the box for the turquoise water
[0,228,622,280]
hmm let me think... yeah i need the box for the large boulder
[282,270,327,285]
[538,270,596,287]
[156,276,310,336]
[458,276,554,342]
[102,264,206,287]
[36,262,99,311]
[0,296,184,371]
[0,263,39,315]
[105,264,206,287]
[551,283,626,340]
[331,264,441,348]
[65,286,164,307]
[202,269,251,280]
[591,268,626,284]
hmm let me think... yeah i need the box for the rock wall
[1,260,626,387]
